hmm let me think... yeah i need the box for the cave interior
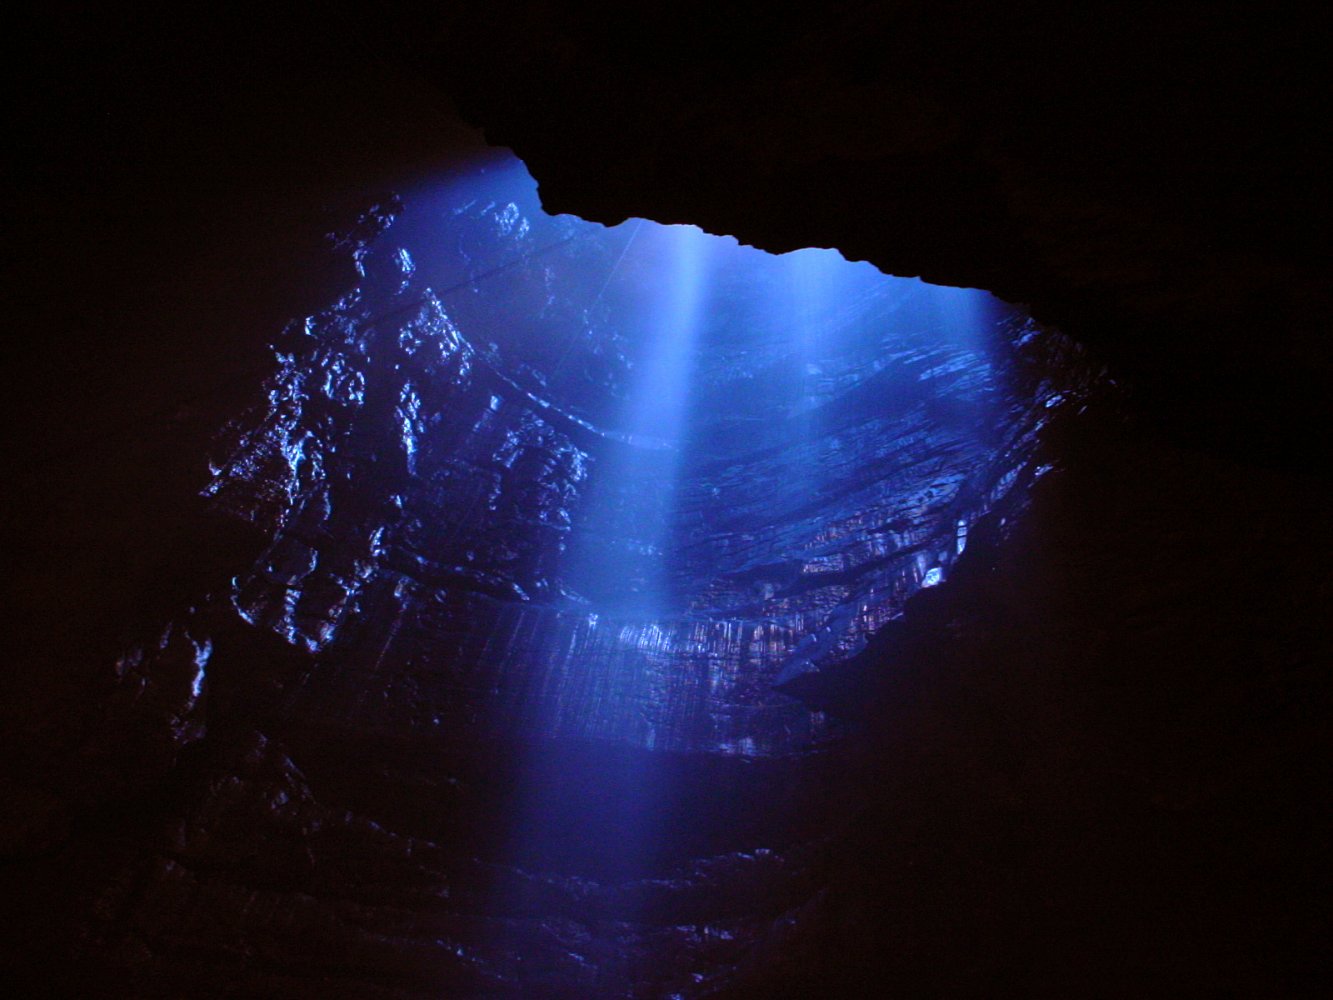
[4,5,1330,997]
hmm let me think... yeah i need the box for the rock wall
[5,6,1329,996]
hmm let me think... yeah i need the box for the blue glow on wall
[216,150,1048,755]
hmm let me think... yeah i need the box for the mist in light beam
[623,225,710,444]
[559,224,716,615]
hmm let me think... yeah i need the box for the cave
[6,6,1329,997]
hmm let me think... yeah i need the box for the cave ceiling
[427,2,1331,465]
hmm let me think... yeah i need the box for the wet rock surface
[6,10,1331,997]
[4,147,1101,995]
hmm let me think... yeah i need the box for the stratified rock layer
[6,9,1330,995]
[6,164,1100,996]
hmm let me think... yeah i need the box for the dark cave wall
[732,407,1331,995]
[4,5,1331,996]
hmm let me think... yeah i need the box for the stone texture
[6,7,1330,997]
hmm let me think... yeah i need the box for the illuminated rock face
[8,9,1330,996]
[49,160,1092,995]
[207,160,1087,760]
